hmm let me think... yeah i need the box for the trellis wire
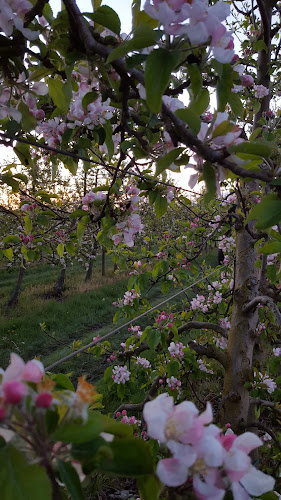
[45,267,224,371]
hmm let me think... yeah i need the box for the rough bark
[221,224,259,432]
[53,267,66,297]
[85,259,94,282]
[6,264,25,308]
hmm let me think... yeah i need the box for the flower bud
[35,392,53,408]
[3,381,27,404]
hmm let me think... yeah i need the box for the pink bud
[116,412,121,418]
[3,381,27,404]
[159,379,163,384]
[35,392,53,408]
[242,75,254,87]
[122,409,127,415]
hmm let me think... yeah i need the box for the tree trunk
[221,224,259,432]
[53,267,66,297]
[101,247,106,276]
[85,259,94,282]
[6,264,25,308]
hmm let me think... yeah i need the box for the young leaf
[228,142,272,158]
[155,194,168,217]
[107,24,159,63]
[57,460,84,500]
[57,243,64,258]
[155,147,185,176]
[86,6,121,35]
[203,162,216,204]
[145,48,180,113]
[246,194,281,230]
[175,108,201,135]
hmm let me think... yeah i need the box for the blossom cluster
[112,184,144,247]
[112,365,131,384]
[0,0,40,39]
[67,79,114,130]
[253,371,277,394]
[113,289,140,308]
[144,0,234,64]
[128,325,143,338]
[82,190,106,210]
[168,341,184,358]
[136,357,151,369]
[143,393,275,498]
[190,294,208,312]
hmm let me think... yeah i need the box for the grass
[0,249,220,386]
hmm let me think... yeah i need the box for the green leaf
[228,91,243,117]
[167,360,179,377]
[260,242,281,254]
[246,194,281,230]
[86,6,121,35]
[57,243,64,258]
[18,102,37,132]
[155,147,185,176]
[138,474,162,500]
[188,89,210,115]
[103,121,114,160]
[14,142,34,168]
[97,438,154,476]
[106,24,159,63]
[228,142,272,158]
[3,235,20,244]
[145,48,180,113]
[66,242,76,256]
[212,120,234,139]
[70,209,89,218]
[1,174,19,192]
[0,445,52,500]
[216,64,233,112]
[146,329,161,350]
[24,215,32,233]
[155,194,168,217]
[3,248,13,261]
[203,162,216,204]
[82,91,99,110]
[52,413,104,443]
[57,460,84,500]
[175,108,201,135]
[48,78,70,114]
[188,64,202,97]
[52,373,75,391]
[77,220,86,246]
[253,40,268,52]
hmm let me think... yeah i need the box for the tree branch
[178,321,228,338]
[62,0,273,184]
[189,341,228,368]
[242,295,281,328]
[250,398,281,416]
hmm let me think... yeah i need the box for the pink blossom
[3,380,27,404]
[22,359,44,383]
[112,365,130,384]
[254,85,269,98]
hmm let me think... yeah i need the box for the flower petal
[240,466,275,497]
[156,458,188,487]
